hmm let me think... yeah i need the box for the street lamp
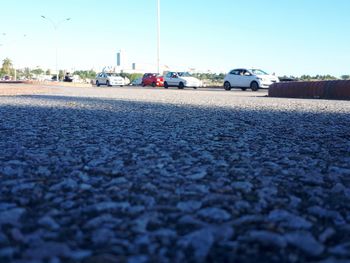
[41,15,71,81]
[157,0,161,74]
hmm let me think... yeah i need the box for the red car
[142,73,164,87]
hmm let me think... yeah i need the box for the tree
[128,73,143,82]
[46,69,51,75]
[341,75,350,80]
[23,68,32,79]
[73,70,97,80]
[59,70,65,80]
[31,68,44,75]
[1,58,13,76]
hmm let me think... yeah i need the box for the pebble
[0,208,26,226]
[285,232,325,256]
[268,209,313,229]
[177,200,202,213]
[197,207,231,222]
[248,230,287,248]
[178,228,214,262]
[232,181,253,193]
[38,216,60,230]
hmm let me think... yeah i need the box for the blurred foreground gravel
[1,86,350,263]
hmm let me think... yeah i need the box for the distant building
[116,49,127,70]
[116,52,121,67]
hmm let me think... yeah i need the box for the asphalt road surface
[1,85,350,263]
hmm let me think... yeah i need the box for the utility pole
[41,16,71,81]
[157,0,161,74]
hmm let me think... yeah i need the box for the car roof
[235,68,248,71]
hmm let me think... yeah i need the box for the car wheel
[164,82,169,89]
[241,87,247,91]
[178,82,185,89]
[224,81,231,91]
[193,86,197,89]
[142,82,146,87]
[96,80,100,87]
[250,81,259,91]
[152,82,156,87]
[120,85,123,87]
[106,80,111,87]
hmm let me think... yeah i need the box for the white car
[163,72,203,89]
[223,68,279,91]
[95,72,128,87]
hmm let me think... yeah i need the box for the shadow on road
[0,94,349,262]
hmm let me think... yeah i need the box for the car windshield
[178,72,191,77]
[250,69,268,75]
[106,73,121,77]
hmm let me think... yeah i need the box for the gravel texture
[0,85,350,262]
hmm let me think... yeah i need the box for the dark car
[142,73,164,87]
[279,77,298,82]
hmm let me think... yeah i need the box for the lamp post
[41,16,71,81]
[157,0,161,74]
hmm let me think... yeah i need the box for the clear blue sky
[0,0,349,76]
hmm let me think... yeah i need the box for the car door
[96,73,103,84]
[102,73,108,85]
[227,69,240,87]
[168,72,179,86]
[145,74,152,85]
[240,70,255,87]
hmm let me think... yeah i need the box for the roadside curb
[269,80,350,100]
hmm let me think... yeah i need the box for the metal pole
[157,0,161,74]
[41,16,71,82]
[55,27,58,81]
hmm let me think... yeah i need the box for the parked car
[64,72,73,82]
[163,72,203,89]
[223,68,279,91]
[142,73,164,87]
[95,72,128,87]
[131,77,143,86]
[279,76,298,82]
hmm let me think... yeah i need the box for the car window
[251,69,268,75]
[178,72,191,77]
[238,70,249,76]
[242,70,251,76]
[230,70,239,75]
[166,72,172,78]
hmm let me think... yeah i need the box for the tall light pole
[157,0,161,74]
[41,16,71,81]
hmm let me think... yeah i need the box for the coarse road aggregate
[1,85,350,262]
